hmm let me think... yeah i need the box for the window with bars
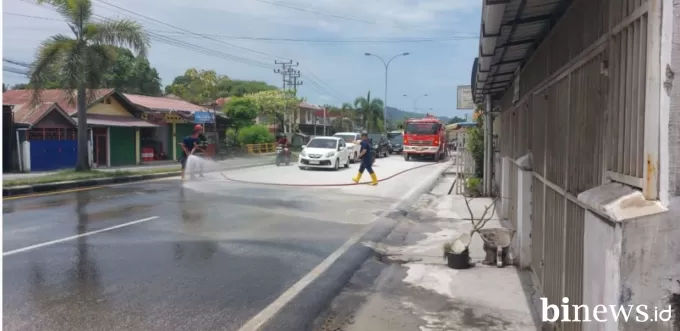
[28,128,78,140]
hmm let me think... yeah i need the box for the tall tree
[101,47,161,96]
[243,90,301,134]
[165,69,278,102]
[353,91,384,133]
[165,68,225,104]
[13,47,161,96]
[216,80,277,98]
[30,0,149,171]
[326,103,355,132]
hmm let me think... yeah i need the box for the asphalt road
[3,157,449,331]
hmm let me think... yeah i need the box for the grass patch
[4,167,179,187]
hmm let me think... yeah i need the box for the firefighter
[352,132,378,186]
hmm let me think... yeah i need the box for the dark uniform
[352,134,379,185]
[195,133,208,176]
[180,125,207,180]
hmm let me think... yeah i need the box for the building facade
[472,0,679,330]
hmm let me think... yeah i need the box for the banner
[457,85,474,110]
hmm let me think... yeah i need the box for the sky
[2,0,480,118]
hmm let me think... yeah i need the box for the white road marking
[3,216,160,257]
[236,162,450,331]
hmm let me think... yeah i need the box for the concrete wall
[619,206,679,331]
[578,183,677,331]
[664,1,680,328]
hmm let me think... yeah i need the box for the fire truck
[402,114,447,162]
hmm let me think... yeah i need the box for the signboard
[140,113,167,125]
[457,85,474,109]
[165,113,190,124]
[193,111,214,123]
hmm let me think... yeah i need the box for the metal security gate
[453,131,476,194]
[28,128,78,171]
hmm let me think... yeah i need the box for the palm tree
[30,0,149,171]
[353,91,384,133]
[339,103,355,131]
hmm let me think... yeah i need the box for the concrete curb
[256,161,453,331]
[2,161,273,197]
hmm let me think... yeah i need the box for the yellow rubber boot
[369,172,378,186]
[352,172,362,183]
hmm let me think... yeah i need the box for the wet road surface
[3,159,448,331]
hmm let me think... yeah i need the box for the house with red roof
[3,88,159,170]
[2,88,213,171]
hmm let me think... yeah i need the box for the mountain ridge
[386,106,451,123]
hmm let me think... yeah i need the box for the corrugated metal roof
[473,0,572,102]
[123,93,208,112]
[3,89,113,114]
[11,102,76,127]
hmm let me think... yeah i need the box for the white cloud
[2,0,482,116]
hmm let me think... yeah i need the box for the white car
[332,132,362,163]
[298,136,351,170]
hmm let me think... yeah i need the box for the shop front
[139,111,198,162]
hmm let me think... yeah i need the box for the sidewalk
[316,177,541,330]
[2,155,277,196]
[2,155,275,180]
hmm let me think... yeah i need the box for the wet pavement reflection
[3,178,373,331]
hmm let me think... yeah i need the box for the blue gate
[30,140,78,171]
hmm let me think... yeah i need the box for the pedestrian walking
[352,132,379,186]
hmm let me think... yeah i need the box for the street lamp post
[365,52,410,131]
[403,93,428,112]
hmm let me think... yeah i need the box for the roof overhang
[80,114,160,127]
[472,0,572,103]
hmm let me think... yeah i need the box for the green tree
[164,69,278,102]
[467,107,485,179]
[353,91,384,133]
[29,0,149,171]
[237,125,274,145]
[216,80,277,98]
[223,97,258,131]
[14,48,161,95]
[165,68,224,104]
[243,90,301,134]
[101,47,161,96]
[327,103,356,132]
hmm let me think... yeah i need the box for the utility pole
[274,60,294,89]
[274,60,298,136]
[286,69,303,94]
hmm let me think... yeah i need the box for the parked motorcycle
[275,144,290,166]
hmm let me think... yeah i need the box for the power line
[3,59,31,67]
[94,0,289,62]
[254,0,464,33]
[3,13,477,43]
[9,0,356,103]
[255,0,374,24]
[298,67,351,101]
[3,67,29,76]
[7,3,278,70]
